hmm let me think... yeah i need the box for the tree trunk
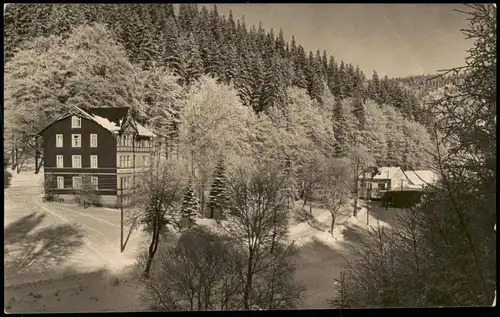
[35,157,44,174]
[330,214,336,236]
[308,172,313,214]
[309,196,313,214]
[144,214,161,278]
[15,148,20,174]
[200,178,206,216]
[270,211,277,254]
[353,194,358,218]
[243,251,254,310]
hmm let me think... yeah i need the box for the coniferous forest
[3,3,495,312]
[4,3,456,170]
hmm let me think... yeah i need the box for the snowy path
[289,202,395,308]
[4,170,147,286]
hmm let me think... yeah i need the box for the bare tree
[348,145,375,218]
[221,162,304,309]
[133,157,188,278]
[76,174,101,208]
[318,158,352,235]
[137,226,243,311]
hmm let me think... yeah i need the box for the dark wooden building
[37,106,155,207]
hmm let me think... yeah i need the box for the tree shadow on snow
[4,212,85,277]
[292,208,327,232]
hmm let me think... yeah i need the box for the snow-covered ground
[196,200,394,308]
[4,168,396,311]
[4,168,148,312]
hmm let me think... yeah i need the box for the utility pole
[120,177,124,253]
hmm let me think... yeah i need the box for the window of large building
[72,176,82,189]
[56,134,63,148]
[56,155,64,168]
[72,155,82,168]
[90,155,98,168]
[90,134,98,148]
[91,176,98,190]
[57,176,64,189]
[72,134,81,148]
[72,116,81,128]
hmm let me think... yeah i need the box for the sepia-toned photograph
[3,3,496,312]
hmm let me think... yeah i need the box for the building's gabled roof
[37,106,155,137]
[403,170,438,187]
[84,107,129,132]
[372,167,402,180]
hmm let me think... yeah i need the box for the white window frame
[71,134,82,148]
[72,116,81,128]
[72,155,82,168]
[90,176,98,190]
[56,155,64,168]
[90,155,98,168]
[56,134,63,148]
[72,176,82,189]
[57,176,64,189]
[90,134,98,148]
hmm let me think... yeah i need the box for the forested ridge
[4,3,443,172]
[4,4,452,117]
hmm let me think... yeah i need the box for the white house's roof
[403,170,438,186]
[372,167,402,180]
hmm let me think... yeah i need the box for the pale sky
[208,4,473,78]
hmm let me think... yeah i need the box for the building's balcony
[117,146,152,152]
[116,166,149,174]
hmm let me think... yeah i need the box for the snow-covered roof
[37,106,155,137]
[135,122,155,137]
[403,170,438,186]
[372,167,402,180]
[89,113,121,132]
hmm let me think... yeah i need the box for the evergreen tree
[49,4,87,38]
[306,51,324,102]
[261,53,287,111]
[178,33,204,86]
[4,4,42,61]
[333,61,345,99]
[163,16,183,73]
[326,56,337,95]
[333,98,347,156]
[181,179,199,225]
[322,50,329,77]
[207,159,230,219]
[368,70,381,102]
[344,63,356,98]
[352,89,366,129]
[276,28,286,57]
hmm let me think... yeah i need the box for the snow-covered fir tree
[207,159,230,219]
[180,179,199,225]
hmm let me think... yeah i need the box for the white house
[402,170,439,188]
